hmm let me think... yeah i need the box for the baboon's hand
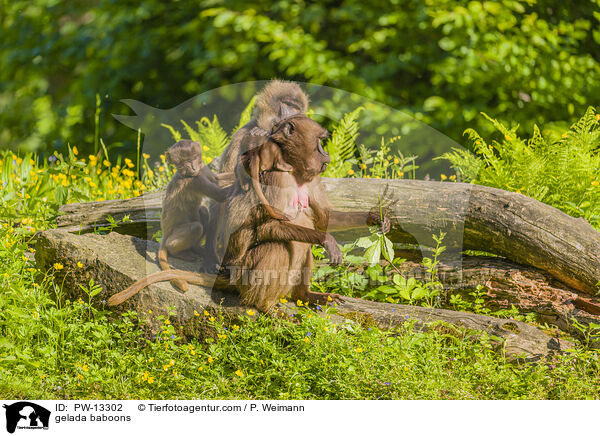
[323,233,343,266]
[367,211,391,234]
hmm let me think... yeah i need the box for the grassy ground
[1,146,599,400]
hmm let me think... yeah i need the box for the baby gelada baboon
[158,139,229,291]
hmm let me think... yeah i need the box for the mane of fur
[254,80,309,131]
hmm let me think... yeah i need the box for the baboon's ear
[270,120,295,144]
[282,120,295,137]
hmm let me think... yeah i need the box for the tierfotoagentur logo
[2,402,50,434]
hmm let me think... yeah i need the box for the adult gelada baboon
[203,80,311,265]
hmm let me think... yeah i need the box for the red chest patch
[291,184,310,209]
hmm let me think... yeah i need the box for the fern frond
[180,120,201,143]
[234,96,256,133]
[194,116,229,158]
[160,123,182,142]
[326,107,364,164]
[439,148,482,182]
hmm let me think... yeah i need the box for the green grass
[1,108,600,399]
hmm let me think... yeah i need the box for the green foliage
[322,108,418,179]
[314,230,446,307]
[3,0,600,155]
[441,107,600,229]
[2,252,600,400]
[323,107,363,177]
[161,100,255,164]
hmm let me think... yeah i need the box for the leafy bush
[2,0,600,155]
[441,107,600,229]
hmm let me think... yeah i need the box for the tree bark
[56,178,600,294]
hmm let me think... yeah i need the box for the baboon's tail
[108,269,217,306]
[158,244,189,292]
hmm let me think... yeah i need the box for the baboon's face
[165,140,204,177]
[270,115,330,183]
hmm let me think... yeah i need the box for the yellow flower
[354,347,363,353]
[393,157,400,165]
[147,376,155,384]
[360,163,367,169]
[596,114,600,121]
[72,146,79,155]
[53,263,64,270]
[209,316,215,322]
[562,133,568,139]
[147,169,154,178]
[88,154,97,162]
[81,364,89,372]
[103,160,111,167]
[125,158,135,168]
[347,169,355,176]
[142,153,150,159]
[592,180,599,187]
[235,370,243,377]
[233,325,239,330]
[148,310,153,314]
[504,135,512,141]
[246,309,256,316]
[208,356,214,364]
[303,337,310,343]
[279,297,288,304]
[77,261,83,268]
[194,310,200,317]
[169,359,175,366]
[440,174,447,181]
[163,365,170,371]
[327,296,333,302]
[149,357,154,362]
[296,300,304,307]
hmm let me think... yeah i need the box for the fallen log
[34,229,574,360]
[56,178,600,294]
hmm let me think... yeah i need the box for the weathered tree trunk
[56,178,600,294]
[34,229,573,360]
